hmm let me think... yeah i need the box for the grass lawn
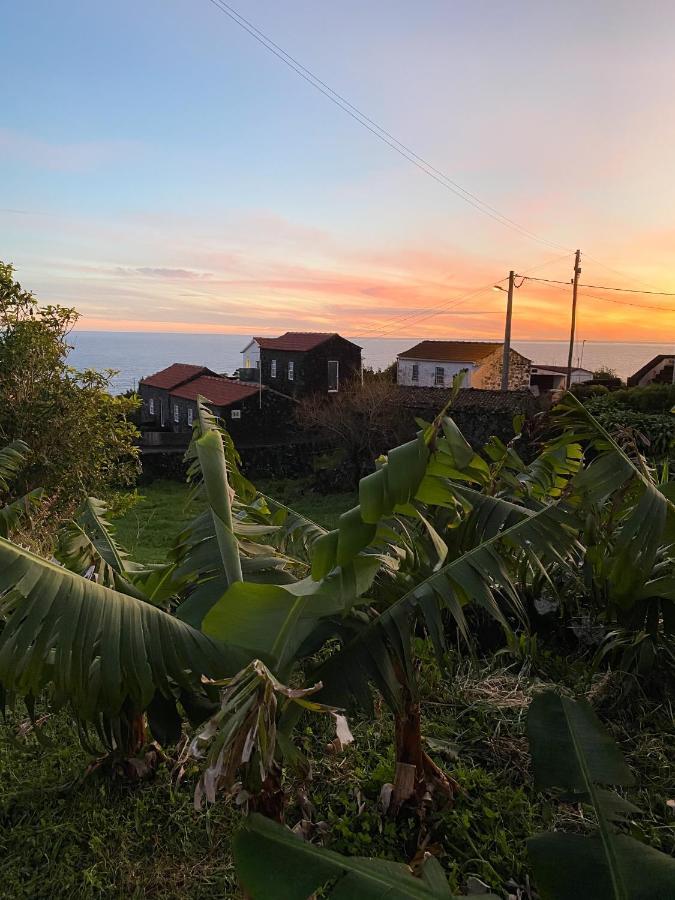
[112,477,356,564]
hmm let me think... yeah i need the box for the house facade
[167,374,297,444]
[138,363,218,427]
[530,364,593,394]
[240,332,362,398]
[138,364,298,445]
[396,341,531,390]
[628,355,675,387]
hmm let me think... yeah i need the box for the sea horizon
[66,331,675,394]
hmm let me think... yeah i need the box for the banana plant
[552,395,675,682]
[233,813,500,899]
[527,691,675,900]
[0,440,43,537]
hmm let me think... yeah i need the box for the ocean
[66,332,675,395]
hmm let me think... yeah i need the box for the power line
[520,275,675,296]
[532,279,675,313]
[354,251,571,338]
[204,0,570,252]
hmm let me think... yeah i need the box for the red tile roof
[250,332,352,352]
[397,341,503,363]
[170,375,260,407]
[140,363,214,390]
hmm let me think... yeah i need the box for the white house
[396,340,531,390]
[529,364,593,394]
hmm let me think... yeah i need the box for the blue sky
[2,0,675,340]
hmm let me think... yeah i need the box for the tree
[0,261,139,518]
[296,378,404,486]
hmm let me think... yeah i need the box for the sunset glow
[3,2,675,343]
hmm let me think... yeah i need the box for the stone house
[240,332,362,398]
[396,341,531,390]
[138,363,218,427]
[167,374,298,446]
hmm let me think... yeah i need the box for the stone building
[239,332,362,398]
[138,363,218,427]
[396,340,531,390]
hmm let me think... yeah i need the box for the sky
[2,0,675,342]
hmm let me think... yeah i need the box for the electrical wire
[520,275,675,296]
[531,279,675,313]
[353,252,571,339]
[204,0,570,252]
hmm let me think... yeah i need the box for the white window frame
[434,366,445,386]
[173,403,180,423]
[271,359,277,378]
[187,408,193,426]
[231,409,242,419]
[327,359,339,393]
[411,364,419,383]
[288,361,294,381]
[149,397,155,414]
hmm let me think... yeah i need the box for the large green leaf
[317,501,575,712]
[0,536,247,721]
[528,832,675,900]
[527,692,633,795]
[526,691,675,900]
[233,813,497,899]
[0,440,30,492]
[0,488,43,538]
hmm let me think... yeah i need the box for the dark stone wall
[260,336,361,397]
[166,388,300,446]
[138,385,172,428]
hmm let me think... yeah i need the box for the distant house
[138,363,218,427]
[240,332,362,398]
[530,364,593,394]
[167,374,297,443]
[396,341,530,390]
[627,355,675,387]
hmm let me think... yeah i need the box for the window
[288,361,294,381]
[255,359,260,369]
[271,359,277,378]
[434,366,445,386]
[173,403,180,423]
[411,364,419,383]
[149,397,155,414]
[328,360,339,392]
[187,408,193,426]
[231,409,242,419]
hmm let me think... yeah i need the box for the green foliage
[527,691,675,900]
[233,813,492,899]
[577,382,675,460]
[0,261,140,519]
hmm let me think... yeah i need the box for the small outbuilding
[627,355,675,387]
[529,364,593,394]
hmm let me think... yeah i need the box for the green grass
[1,477,672,898]
[112,481,207,565]
[111,478,356,565]
[1,652,672,899]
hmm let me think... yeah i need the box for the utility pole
[566,249,582,389]
[500,270,515,391]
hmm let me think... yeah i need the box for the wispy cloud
[114,266,212,280]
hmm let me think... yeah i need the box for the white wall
[397,358,475,388]
[241,340,260,369]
